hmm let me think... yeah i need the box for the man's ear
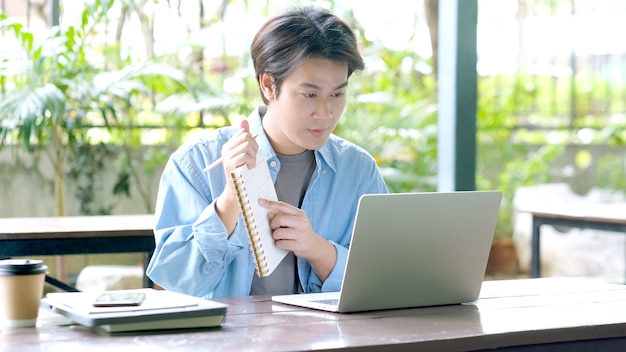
[259,73,275,101]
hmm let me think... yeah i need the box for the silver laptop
[272,190,502,313]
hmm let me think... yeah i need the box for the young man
[147,6,388,298]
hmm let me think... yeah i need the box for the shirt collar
[247,105,337,173]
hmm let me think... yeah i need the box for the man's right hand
[215,119,260,236]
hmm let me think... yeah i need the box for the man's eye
[332,92,345,98]
[304,93,317,98]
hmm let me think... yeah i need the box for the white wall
[0,146,164,217]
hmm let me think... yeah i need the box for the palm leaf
[0,83,66,150]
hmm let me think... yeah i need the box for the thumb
[239,118,250,134]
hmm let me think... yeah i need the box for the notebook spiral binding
[231,171,270,277]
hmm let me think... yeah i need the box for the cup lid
[0,259,49,275]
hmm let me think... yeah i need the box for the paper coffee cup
[0,259,48,328]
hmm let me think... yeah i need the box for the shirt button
[270,161,277,168]
[322,169,326,174]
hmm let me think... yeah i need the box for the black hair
[250,6,365,104]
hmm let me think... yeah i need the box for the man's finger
[258,198,299,215]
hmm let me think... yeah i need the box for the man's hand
[259,198,337,281]
[220,119,258,174]
[215,120,259,236]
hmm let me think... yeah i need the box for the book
[98,315,224,333]
[40,288,227,333]
[231,146,289,277]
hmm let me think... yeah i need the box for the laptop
[272,190,502,313]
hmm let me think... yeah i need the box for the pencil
[203,134,259,172]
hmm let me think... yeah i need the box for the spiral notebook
[231,146,289,277]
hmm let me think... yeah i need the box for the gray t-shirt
[249,150,316,295]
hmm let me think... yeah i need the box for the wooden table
[2,278,625,351]
[523,204,626,281]
[0,214,156,290]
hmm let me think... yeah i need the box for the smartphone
[92,292,146,307]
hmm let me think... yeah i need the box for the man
[147,6,388,298]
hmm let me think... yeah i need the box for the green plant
[475,73,567,238]
[597,153,626,195]
[337,47,439,192]
[66,142,117,215]
[478,144,565,238]
[0,2,187,216]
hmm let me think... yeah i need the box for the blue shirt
[146,107,388,298]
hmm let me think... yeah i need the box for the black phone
[92,292,146,307]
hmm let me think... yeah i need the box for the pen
[203,134,259,172]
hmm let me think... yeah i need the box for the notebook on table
[41,288,228,333]
[272,190,502,313]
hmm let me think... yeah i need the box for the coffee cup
[0,259,48,328]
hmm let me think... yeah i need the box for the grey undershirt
[249,149,316,295]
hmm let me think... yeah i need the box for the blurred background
[1,0,625,285]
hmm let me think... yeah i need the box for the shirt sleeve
[146,142,249,298]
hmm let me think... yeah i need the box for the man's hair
[250,6,365,104]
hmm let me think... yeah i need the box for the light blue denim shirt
[146,106,388,298]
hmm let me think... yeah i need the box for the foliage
[0,1,189,215]
[477,144,565,238]
[66,142,116,215]
[478,72,626,144]
[476,70,626,238]
[596,153,626,195]
[1,0,624,227]
[476,74,568,237]
[338,47,439,192]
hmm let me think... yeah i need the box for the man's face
[262,57,349,155]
